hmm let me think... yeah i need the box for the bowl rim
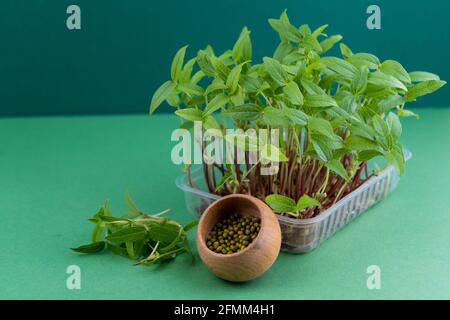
[197,194,269,258]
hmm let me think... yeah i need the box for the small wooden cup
[196,194,282,282]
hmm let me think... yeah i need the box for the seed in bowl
[206,213,261,254]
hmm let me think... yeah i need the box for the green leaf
[273,41,293,62]
[240,75,262,93]
[311,137,332,162]
[177,83,204,96]
[190,70,205,85]
[409,71,440,82]
[159,229,184,254]
[298,24,311,37]
[97,215,130,223]
[91,216,104,243]
[351,67,368,94]
[372,115,391,145]
[260,143,288,162]
[305,62,326,74]
[320,35,343,53]
[262,106,291,127]
[397,108,420,119]
[326,160,350,181]
[265,194,296,213]
[357,150,383,162]
[320,57,357,78]
[150,81,176,113]
[211,56,231,81]
[386,149,405,175]
[345,135,380,151]
[196,51,216,77]
[283,107,308,126]
[179,57,196,83]
[380,60,411,84]
[215,172,233,192]
[133,240,146,258]
[107,243,128,256]
[339,43,353,58]
[126,241,135,259]
[295,195,320,211]
[283,81,304,106]
[203,94,229,116]
[225,133,259,152]
[304,94,338,108]
[311,24,328,38]
[368,71,408,91]
[300,79,326,95]
[226,64,243,94]
[175,108,203,121]
[386,112,402,140]
[303,35,322,52]
[232,27,252,63]
[171,45,188,81]
[106,225,148,243]
[347,53,380,69]
[148,222,181,244]
[183,220,199,232]
[203,115,221,130]
[263,57,288,86]
[205,79,227,96]
[223,104,262,121]
[334,90,357,113]
[308,117,335,138]
[71,241,106,254]
[377,95,404,113]
[125,191,141,217]
[404,80,446,101]
[268,17,301,42]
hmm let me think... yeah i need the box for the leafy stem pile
[71,193,198,266]
[150,10,445,219]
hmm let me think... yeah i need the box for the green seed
[206,213,261,254]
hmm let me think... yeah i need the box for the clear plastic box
[176,150,412,253]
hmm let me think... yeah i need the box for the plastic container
[176,150,412,253]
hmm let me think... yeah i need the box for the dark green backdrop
[0,0,448,117]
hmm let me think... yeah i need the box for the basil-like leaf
[106,225,148,243]
[171,45,188,81]
[175,108,203,121]
[265,194,296,213]
[71,241,106,254]
[224,104,262,121]
[295,195,320,211]
[263,57,288,86]
[150,81,176,113]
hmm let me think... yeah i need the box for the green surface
[1,0,449,117]
[0,108,449,299]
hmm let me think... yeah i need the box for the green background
[1,0,449,300]
[0,0,449,117]
[1,108,449,299]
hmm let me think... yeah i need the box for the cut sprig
[71,193,198,267]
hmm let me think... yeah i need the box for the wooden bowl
[196,194,281,282]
